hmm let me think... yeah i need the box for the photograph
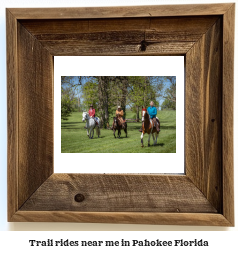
[61,76,176,153]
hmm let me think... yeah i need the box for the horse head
[82,112,89,122]
[141,108,148,122]
[113,117,118,127]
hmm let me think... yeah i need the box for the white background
[0,0,237,253]
[55,56,184,173]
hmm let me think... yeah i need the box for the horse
[140,108,160,147]
[112,116,127,138]
[82,112,100,139]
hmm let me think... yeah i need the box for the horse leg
[141,132,144,147]
[155,132,158,145]
[152,133,156,145]
[92,129,94,139]
[118,129,120,139]
[113,129,116,138]
[124,127,127,138]
[97,127,100,138]
[148,133,151,147]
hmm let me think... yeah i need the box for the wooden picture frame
[7,3,234,226]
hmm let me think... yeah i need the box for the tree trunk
[120,76,128,119]
[78,96,80,112]
[144,76,148,106]
[136,106,139,121]
[103,77,110,128]
[97,76,109,129]
[97,77,105,128]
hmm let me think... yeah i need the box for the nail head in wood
[140,40,147,51]
[74,193,85,202]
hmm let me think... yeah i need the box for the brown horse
[112,116,127,138]
[141,108,160,147]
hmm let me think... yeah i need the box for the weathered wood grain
[8,4,233,19]
[39,41,193,56]
[19,17,218,56]
[186,18,223,212]
[20,174,217,213]
[222,4,235,226]
[33,31,201,43]
[18,23,54,208]
[20,18,149,34]
[7,9,18,221]
[11,211,232,226]
[20,16,218,34]
[149,16,219,34]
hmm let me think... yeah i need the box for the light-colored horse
[82,112,100,139]
[140,109,159,147]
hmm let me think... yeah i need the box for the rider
[85,104,98,128]
[139,101,160,132]
[116,106,126,129]
[88,104,95,118]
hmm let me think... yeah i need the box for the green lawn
[61,110,176,153]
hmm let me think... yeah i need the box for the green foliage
[61,93,76,120]
[129,77,156,104]
[161,99,176,110]
[61,82,77,120]
[81,80,99,112]
[61,76,82,119]
[127,76,158,119]
[163,76,176,109]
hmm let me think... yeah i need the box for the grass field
[61,110,176,153]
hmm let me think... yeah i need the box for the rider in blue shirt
[139,101,160,132]
[147,104,157,119]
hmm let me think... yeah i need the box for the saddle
[94,117,99,126]
[150,118,160,132]
[150,118,157,127]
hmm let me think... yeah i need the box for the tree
[94,76,129,128]
[127,76,145,120]
[109,76,129,119]
[161,98,176,110]
[97,76,110,128]
[127,76,158,120]
[162,76,176,109]
[61,76,81,120]
[164,76,176,104]
[81,79,98,112]
[61,86,77,120]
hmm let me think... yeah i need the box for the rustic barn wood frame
[7,3,234,226]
